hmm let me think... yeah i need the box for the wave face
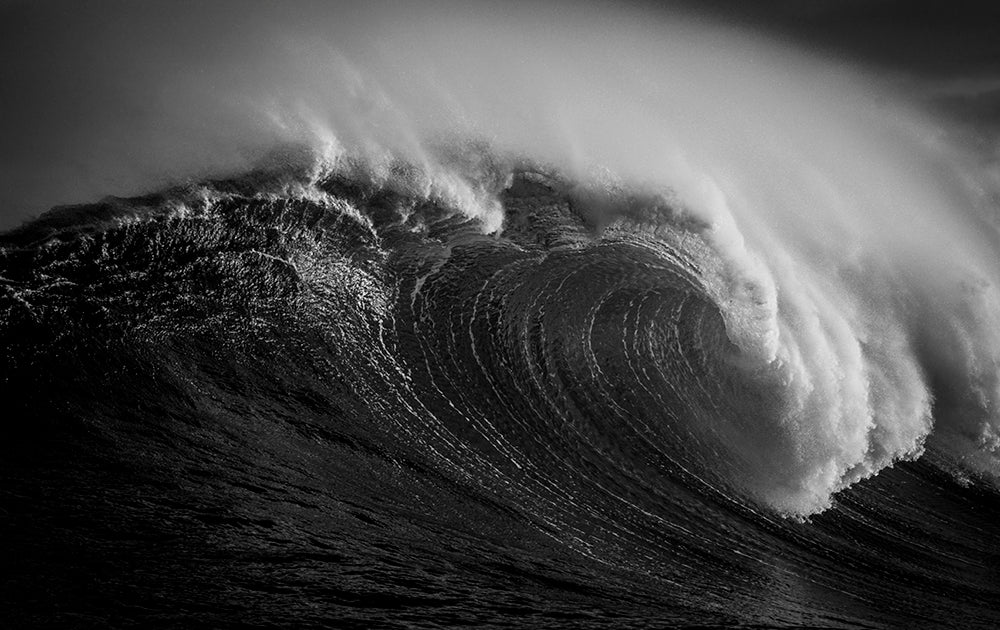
[4,2,1000,627]
[3,154,1000,627]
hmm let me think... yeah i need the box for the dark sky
[676,0,1000,74]
[1,0,998,228]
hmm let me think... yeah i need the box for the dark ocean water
[3,159,1000,629]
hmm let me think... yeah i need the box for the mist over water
[4,0,1000,515]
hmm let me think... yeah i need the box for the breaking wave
[4,1,1000,626]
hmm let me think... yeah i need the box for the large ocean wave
[3,1,1000,627]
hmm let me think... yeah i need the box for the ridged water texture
[2,159,999,629]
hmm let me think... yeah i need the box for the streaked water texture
[3,156,999,627]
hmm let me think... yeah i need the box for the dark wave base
[2,164,1000,628]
